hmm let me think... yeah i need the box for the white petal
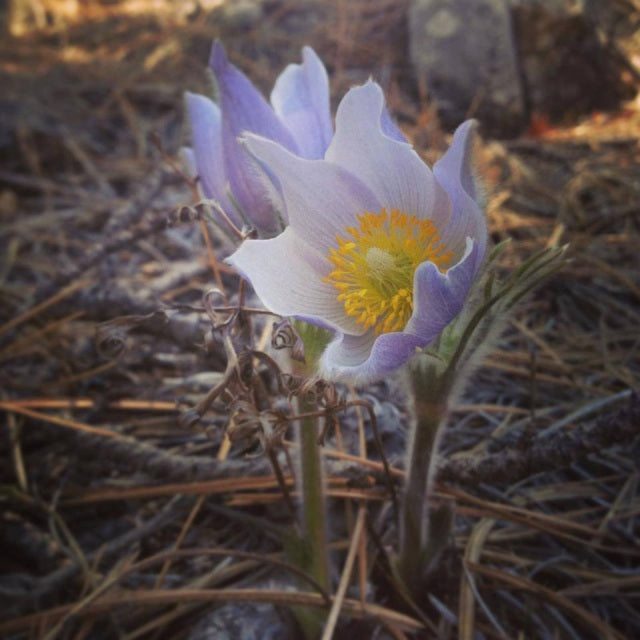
[271,46,333,159]
[243,135,381,254]
[321,329,425,385]
[434,121,487,257]
[380,102,408,142]
[228,227,363,335]
[326,81,451,231]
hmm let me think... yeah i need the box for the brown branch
[56,392,639,490]
[63,430,271,481]
[437,391,639,485]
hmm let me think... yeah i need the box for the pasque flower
[184,42,333,232]
[229,81,487,384]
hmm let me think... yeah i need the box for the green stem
[397,361,450,593]
[297,395,330,591]
[293,396,330,639]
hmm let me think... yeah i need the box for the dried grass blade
[459,518,496,640]
[0,588,424,635]
[0,403,121,439]
[321,503,367,640]
[467,562,627,640]
[0,278,89,338]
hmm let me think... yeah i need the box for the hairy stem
[293,396,330,638]
[397,360,450,593]
[297,397,330,591]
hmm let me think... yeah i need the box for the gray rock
[187,576,296,640]
[409,0,528,138]
[409,0,636,137]
[188,599,293,640]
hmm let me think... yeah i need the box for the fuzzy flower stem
[397,357,452,593]
[297,395,330,591]
[288,320,332,603]
[293,395,330,638]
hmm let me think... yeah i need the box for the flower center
[325,209,453,334]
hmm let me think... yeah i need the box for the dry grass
[0,1,639,638]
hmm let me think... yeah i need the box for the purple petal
[271,46,333,159]
[210,42,298,151]
[326,81,451,231]
[434,120,486,258]
[228,227,363,335]
[210,42,299,231]
[405,238,481,339]
[380,102,407,143]
[321,330,425,385]
[184,92,238,225]
[243,134,381,254]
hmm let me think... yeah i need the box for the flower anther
[326,209,453,334]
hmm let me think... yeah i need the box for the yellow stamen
[325,209,453,335]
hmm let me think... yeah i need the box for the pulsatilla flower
[229,81,487,384]
[185,42,333,232]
